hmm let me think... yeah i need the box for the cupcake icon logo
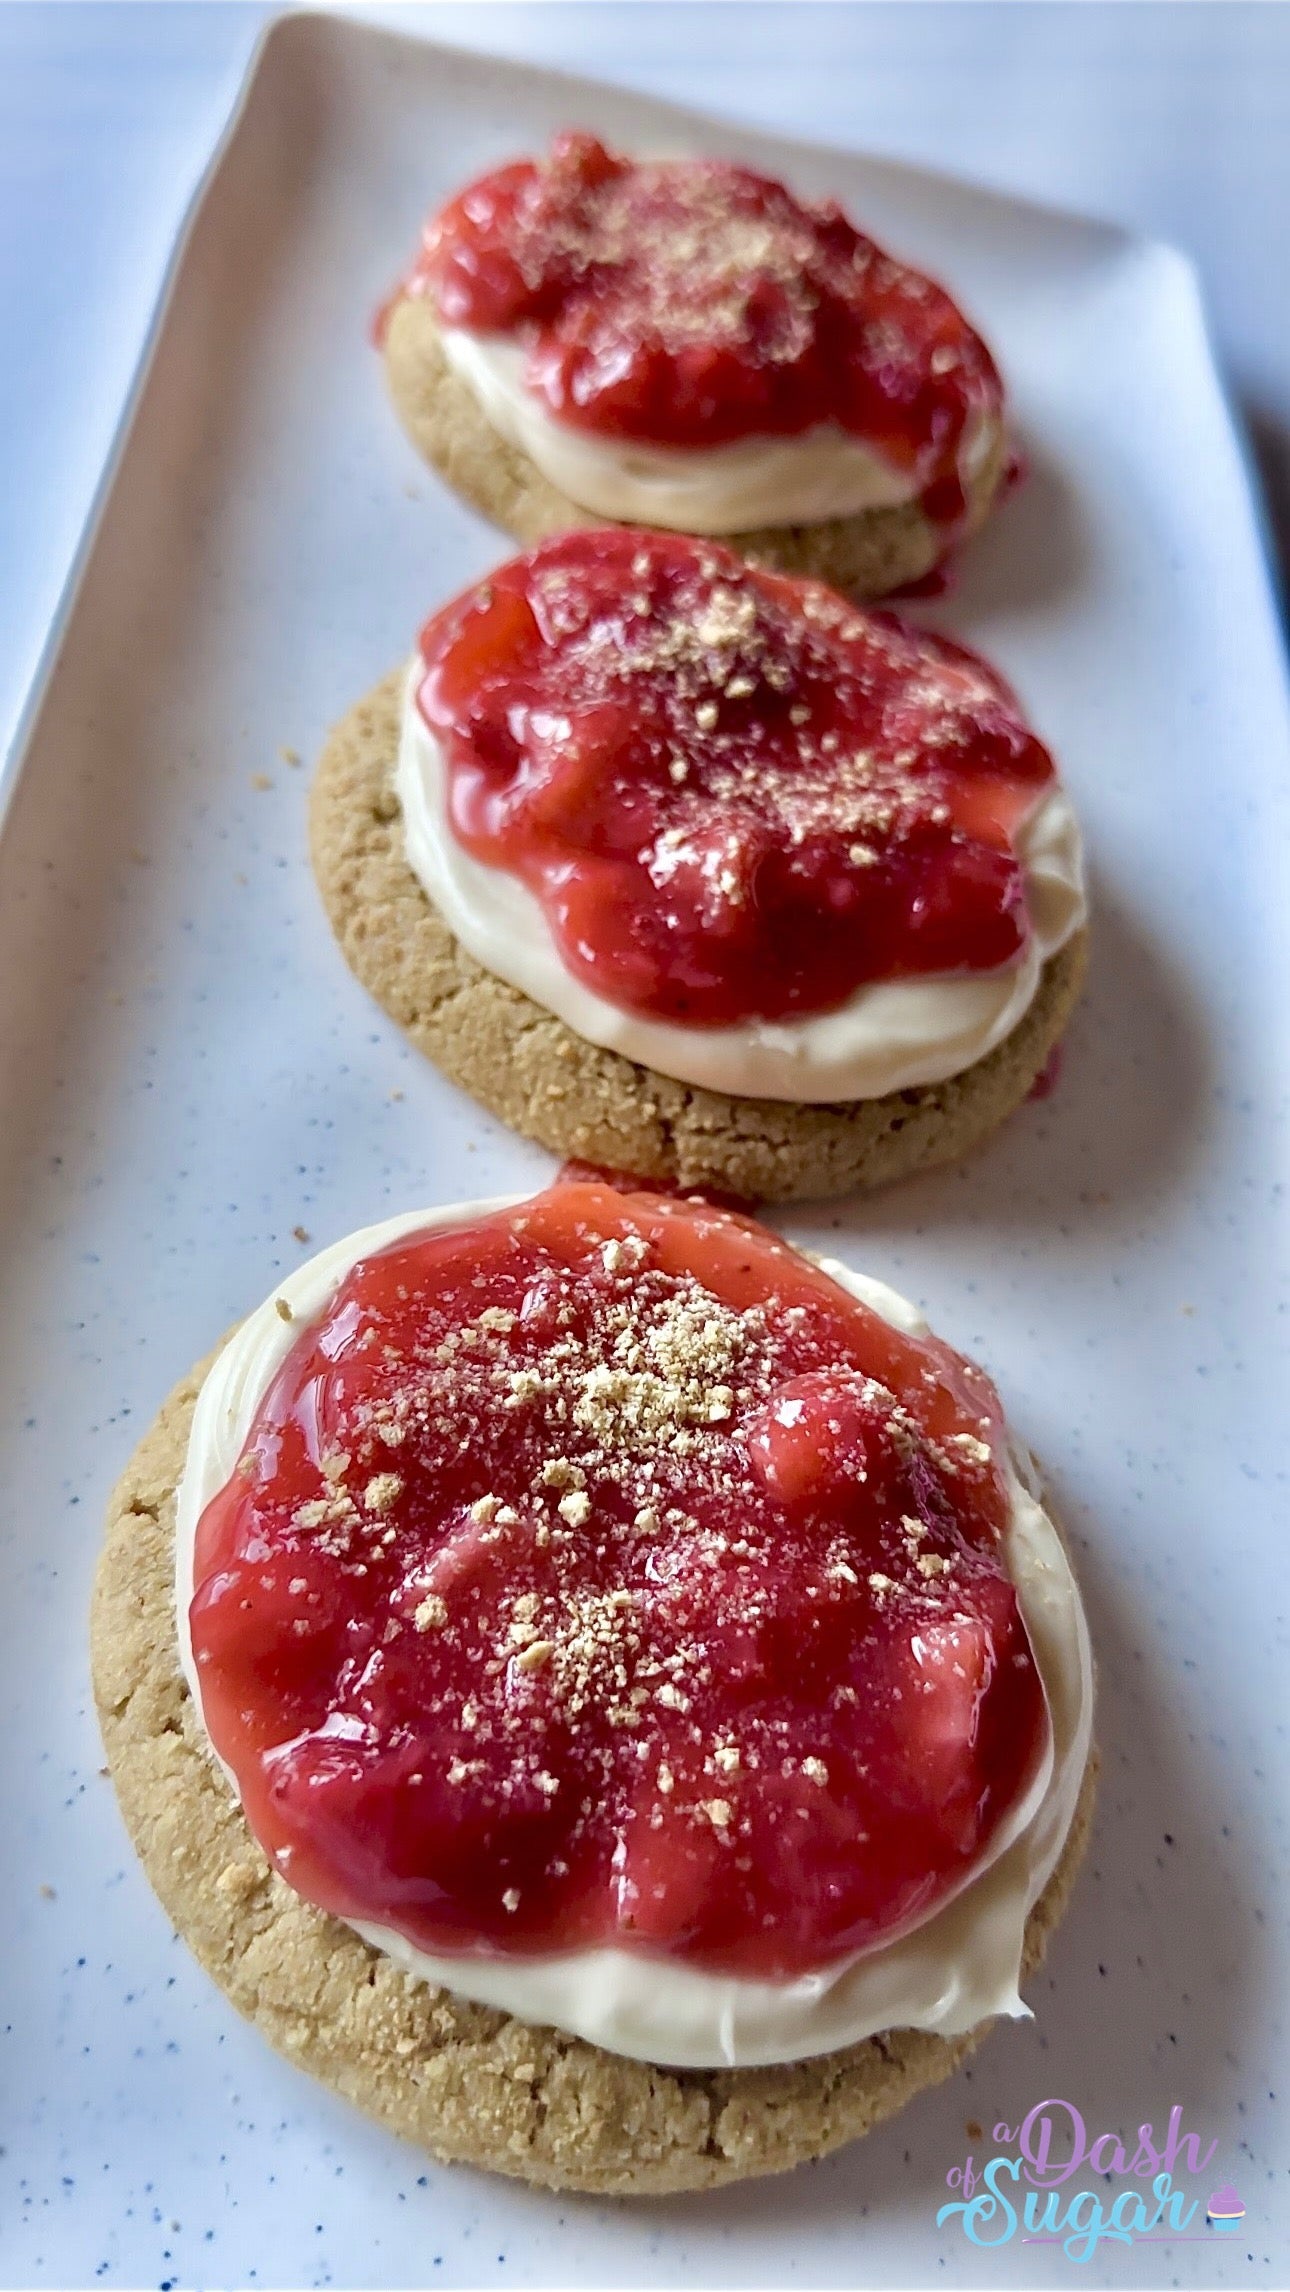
[1207,2184,1246,2235]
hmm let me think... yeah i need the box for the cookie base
[382,297,1007,599]
[92,1357,1095,2197]
[309,670,1088,1204]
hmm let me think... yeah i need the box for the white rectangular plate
[1,14,1287,2288]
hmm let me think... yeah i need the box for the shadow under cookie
[309,669,1088,1205]
[92,1350,1097,2199]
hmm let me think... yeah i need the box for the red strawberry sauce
[405,131,1002,521]
[189,1182,1048,1980]
[417,528,1056,1030]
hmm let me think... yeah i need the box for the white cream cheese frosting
[396,666,1087,1103]
[437,323,999,534]
[175,1199,1094,2072]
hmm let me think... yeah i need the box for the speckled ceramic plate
[1,13,1287,2289]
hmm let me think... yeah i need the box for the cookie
[92,1352,1096,2198]
[383,296,1008,600]
[309,669,1088,1204]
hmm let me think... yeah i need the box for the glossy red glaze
[190,1183,1049,1980]
[1026,1042,1065,1101]
[417,528,1056,1029]
[406,131,1002,506]
[555,1157,760,1217]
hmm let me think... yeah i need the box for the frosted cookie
[311,530,1087,1202]
[380,131,1010,595]
[94,1179,1096,2195]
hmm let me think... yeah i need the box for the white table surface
[1,0,1289,774]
